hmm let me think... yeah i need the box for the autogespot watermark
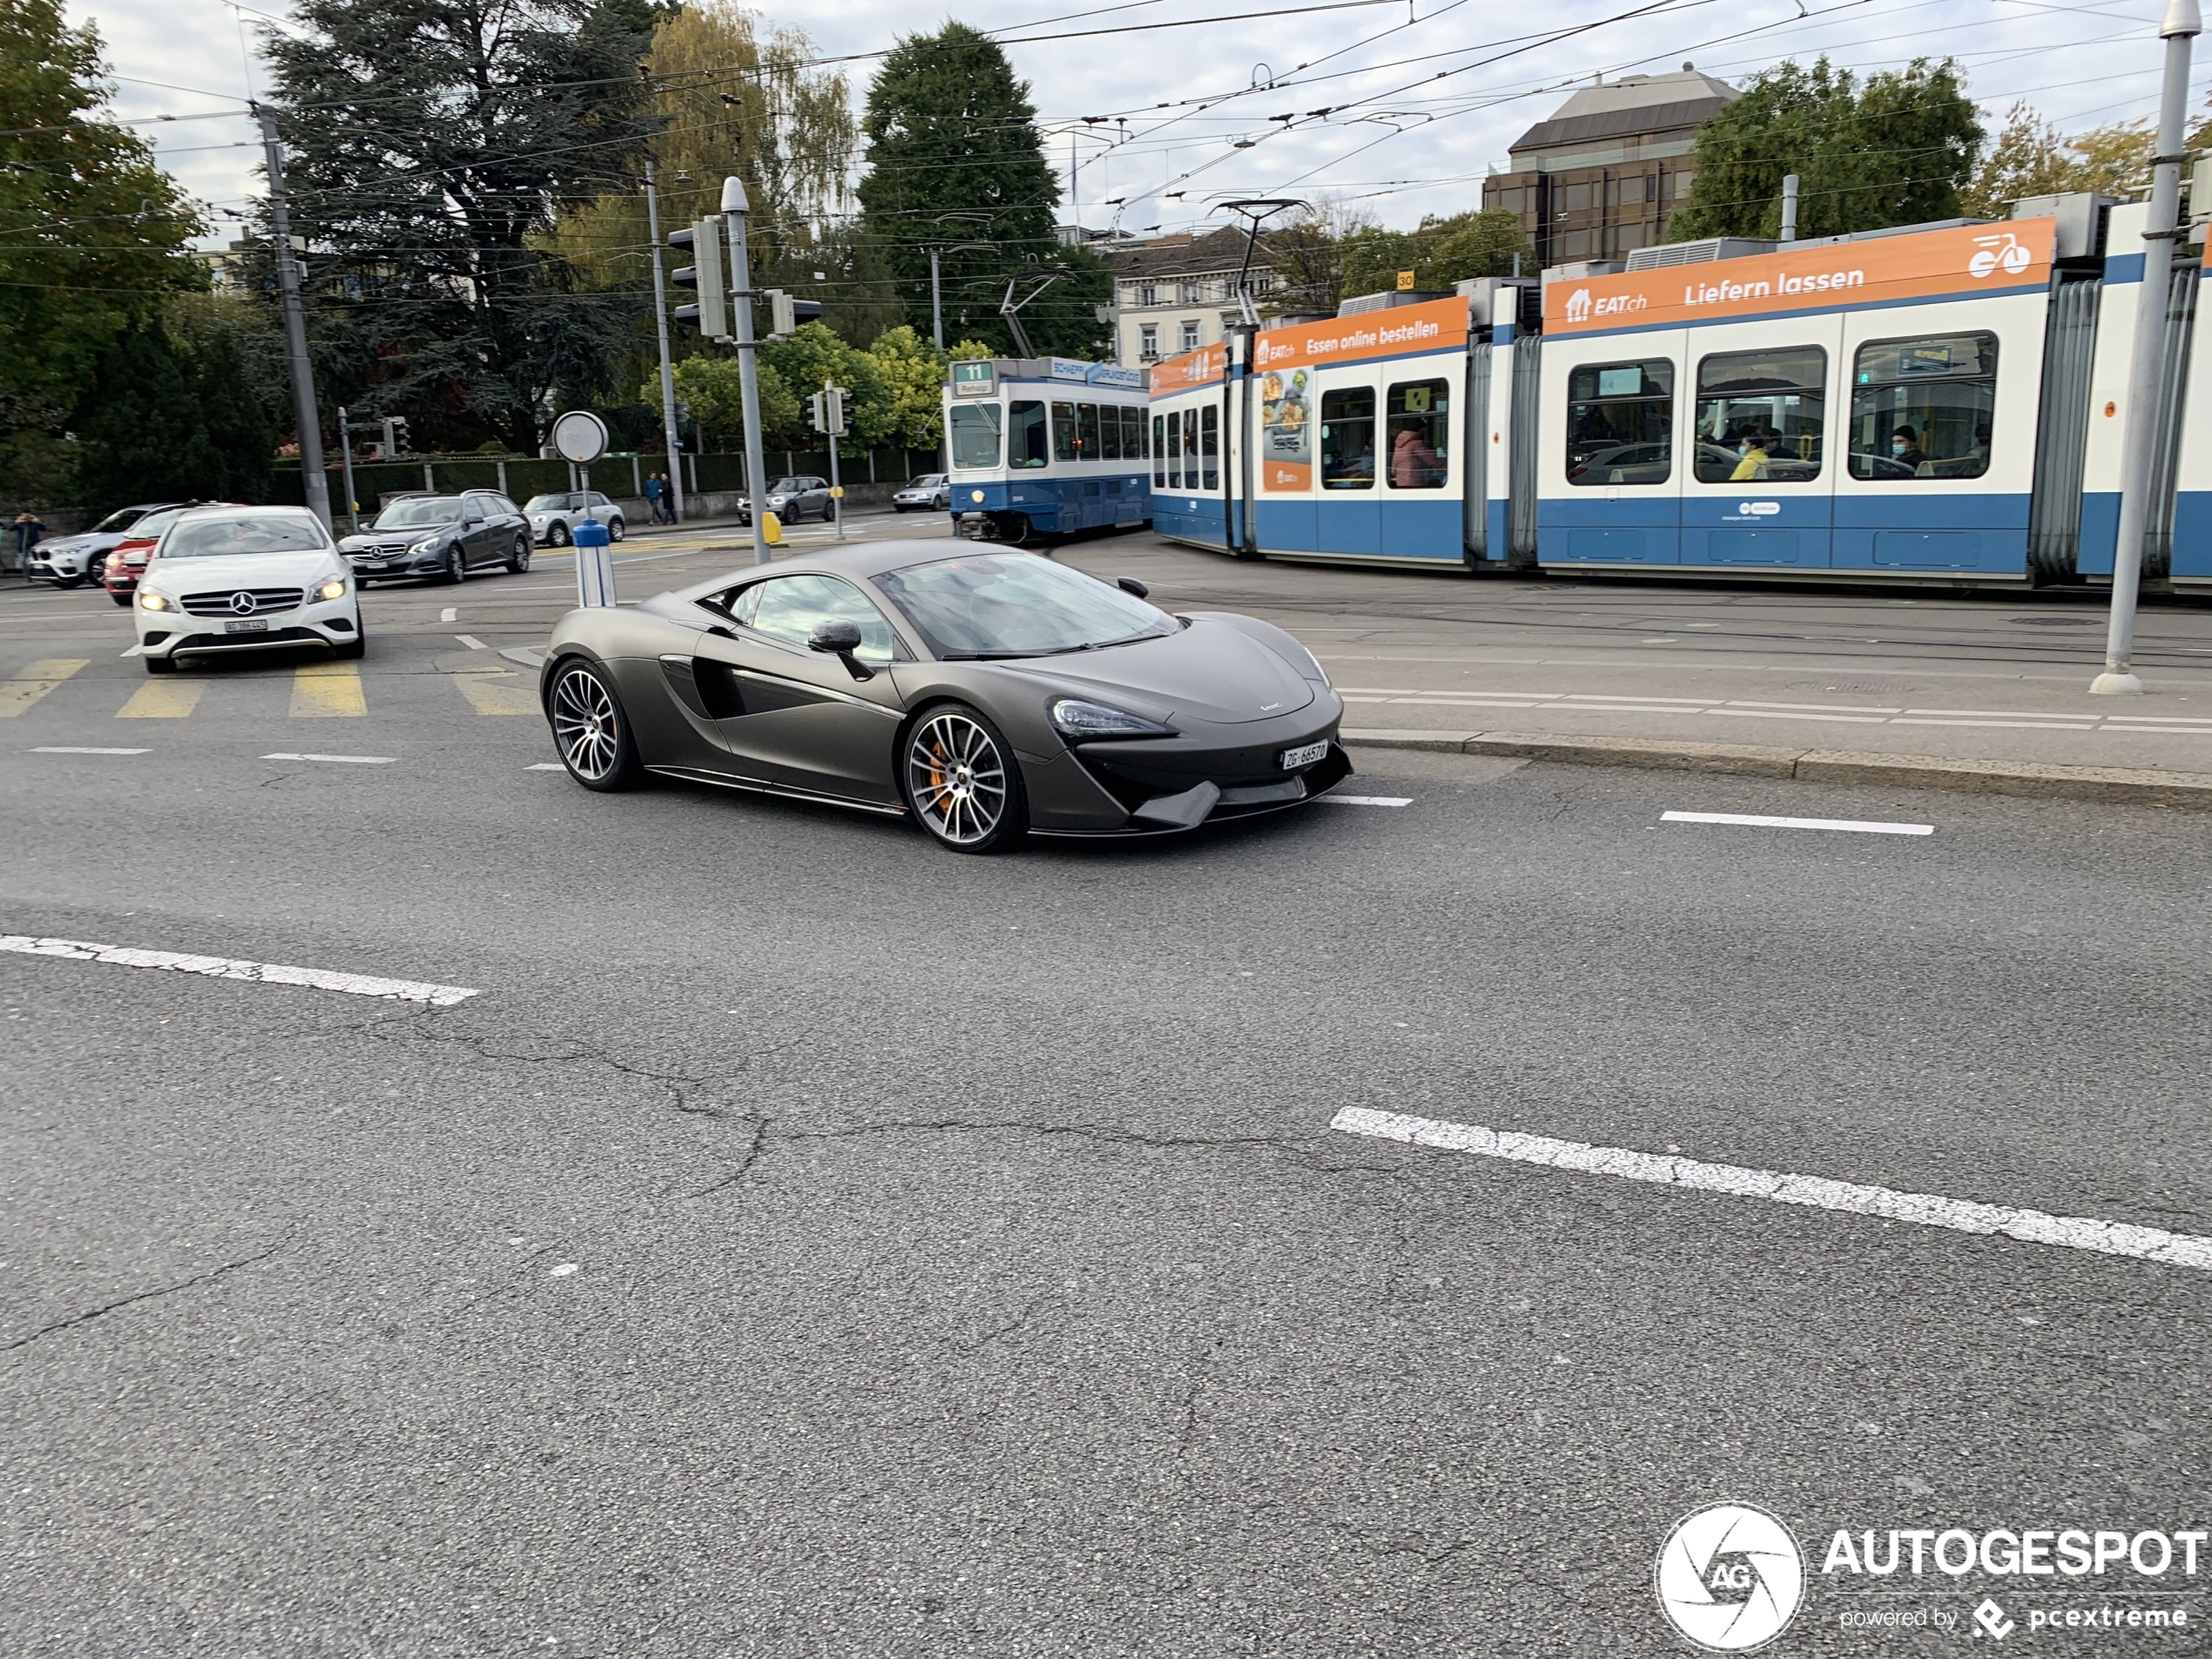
[1655,1507,2204,1649]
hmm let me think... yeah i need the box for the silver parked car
[892,474,951,513]
[524,490,625,547]
[27,502,182,588]
[737,476,831,525]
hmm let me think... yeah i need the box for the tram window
[1848,333,1997,480]
[1176,409,1193,489]
[1007,400,1049,469]
[1164,411,1180,489]
[1101,406,1123,461]
[1078,402,1103,461]
[948,401,1002,471]
[1319,386,1377,489]
[1051,401,1079,463]
[1201,405,1220,489]
[1386,378,1450,489]
[1152,415,1166,485]
[1566,358,1673,486]
[1694,346,1825,482]
[1123,407,1145,462]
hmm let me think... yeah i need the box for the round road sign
[550,409,610,465]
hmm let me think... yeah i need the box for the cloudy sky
[72,0,2206,244]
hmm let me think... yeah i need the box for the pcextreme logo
[1656,1502,1807,1652]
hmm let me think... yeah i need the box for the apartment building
[1099,228,1291,365]
[1480,65,1739,268]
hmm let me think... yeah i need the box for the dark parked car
[338,491,532,583]
[538,543,1350,854]
[738,475,832,525]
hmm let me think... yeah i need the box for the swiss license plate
[1278,741,1327,770]
[224,617,268,634]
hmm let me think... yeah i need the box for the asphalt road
[3,528,2209,1657]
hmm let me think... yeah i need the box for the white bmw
[132,506,364,675]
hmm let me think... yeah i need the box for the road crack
[1,1237,289,1356]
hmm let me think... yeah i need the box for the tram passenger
[1391,423,1443,488]
[1891,425,1929,474]
[1729,430,1773,482]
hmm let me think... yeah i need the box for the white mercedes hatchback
[133,506,362,674]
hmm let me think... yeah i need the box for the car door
[686,573,907,802]
[461,495,502,565]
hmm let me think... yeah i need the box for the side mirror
[807,617,873,681]
[1116,577,1150,598]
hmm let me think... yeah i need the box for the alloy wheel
[906,711,1008,846]
[553,665,623,781]
[446,545,466,583]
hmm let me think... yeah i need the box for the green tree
[0,0,203,504]
[1337,209,1532,297]
[260,0,661,455]
[760,321,892,453]
[662,354,799,451]
[855,23,1109,357]
[1671,57,1984,241]
[70,322,275,513]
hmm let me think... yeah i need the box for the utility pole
[2094,0,2202,695]
[254,105,331,529]
[1779,174,1800,243]
[644,161,687,526]
[723,177,771,568]
[335,406,360,533]
[931,245,944,349]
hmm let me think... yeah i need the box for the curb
[1339,728,2212,809]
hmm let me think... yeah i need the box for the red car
[103,502,238,604]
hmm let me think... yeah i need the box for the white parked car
[132,506,362,675]
[26,501,183,588]
[893,473,951,513]
[523,490,624,546]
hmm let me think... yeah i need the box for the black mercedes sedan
[338,490,533,584]
[538,543,1350,853]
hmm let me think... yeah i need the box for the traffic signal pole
[253,105,332,530]
[723,177,771,569]
[643,161,686,526]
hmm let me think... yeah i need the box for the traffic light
[808,386,847,436]
[381,415,411,457]
[765,289,823,339]
[669,216,728,339]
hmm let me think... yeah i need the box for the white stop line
[1,934,480,1006]
[1330,1108,2212,1274]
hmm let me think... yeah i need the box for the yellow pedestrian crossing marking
[451,666,536,716]
[117,678,205,718]
[290,660,366,718]
[0,658,90,718]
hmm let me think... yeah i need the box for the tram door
[1677,318,1843,570]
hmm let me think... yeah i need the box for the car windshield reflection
[874,553,1177,658]
[372,497,463,529]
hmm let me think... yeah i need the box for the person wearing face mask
[1891,424,1928,474]
[1730,429,1772,482]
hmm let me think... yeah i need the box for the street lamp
[2094,0,2202,695]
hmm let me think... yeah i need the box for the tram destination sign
[1547,218,2058,336]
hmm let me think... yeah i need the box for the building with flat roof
[1481,65,1738,268]
[1098,228,1328,365]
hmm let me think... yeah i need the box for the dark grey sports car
[537,543,1351,853]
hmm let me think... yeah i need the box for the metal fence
[274,446,944,512]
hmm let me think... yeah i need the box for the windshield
[523,494,577,512]
[873,553,1176,658]
[121,509,188,543]
[948,404,1001,470]
[909,474,945,488]
[92,507,151,534]
[371,497,462,529]
[159,515,329,558]
[770,478,805,494]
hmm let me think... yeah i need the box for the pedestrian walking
[660,472,679,524]
[644,472,665,524]
[9,509,46,580]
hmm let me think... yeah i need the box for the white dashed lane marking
[261,752,398,765]
[1663,810,1932,836]
[455,634,487,650]
[1320,795,1413,807]
[34,746,148,755]
[1,934,481,1006]
[526,762,565,771]
[441,607,458,622]
[1330,1109,2212,1274]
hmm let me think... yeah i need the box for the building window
[1138,282,1157,307]
[1674,171,1695,199]
[1139,323,1159,360]
[1178,279,1200,305]
[1560,181,1593,212]
[1179,319,1202,353]
[1556,228,1595,260]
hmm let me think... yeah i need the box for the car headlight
[316,577,348,601]
[408,536,440,554]
[138,590,172,611]
[1049,698,1176,741]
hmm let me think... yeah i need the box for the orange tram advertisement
[1145,199,2212,590]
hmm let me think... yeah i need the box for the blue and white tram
[1152,196,2208,590]
[943,357,1150,544]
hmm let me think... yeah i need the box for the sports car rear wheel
[903,704,1027,854]
[550,659,643,792]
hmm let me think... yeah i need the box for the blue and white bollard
[574,518,615,607]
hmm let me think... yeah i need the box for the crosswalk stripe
[117,678,205,719]
[290,660,365,718]
[0,658,91,718]
[452,666,536,716]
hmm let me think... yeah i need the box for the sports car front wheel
[550,659,644,791]
[902,704,1028,853]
